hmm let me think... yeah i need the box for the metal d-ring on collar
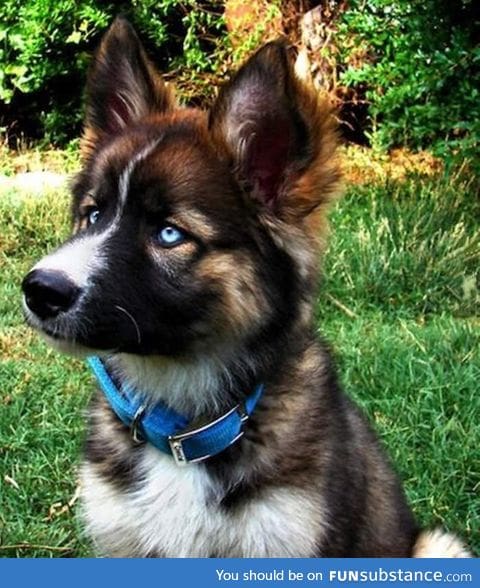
[131,405,147,445]
[86,356,264,466]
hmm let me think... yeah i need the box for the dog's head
[22,18,339,361]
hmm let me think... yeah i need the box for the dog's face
[22,18,339,359]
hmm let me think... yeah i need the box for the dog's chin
[23,306,103,358]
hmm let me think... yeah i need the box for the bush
[333,0,479,163]
[0,1,225,145]
[1,0,478,161]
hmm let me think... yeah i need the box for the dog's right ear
[83,17,174,153]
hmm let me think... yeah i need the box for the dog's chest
[80,446,322,557]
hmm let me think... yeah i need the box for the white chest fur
[80,445,324,557]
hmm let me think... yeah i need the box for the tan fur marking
[198,252,268,336]
[147,240,198,269]
[170,209,218,242]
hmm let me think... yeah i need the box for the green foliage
[0,1,225,144]
[0,1,107,102]
[1,0,478,158]
[334,0,479,161]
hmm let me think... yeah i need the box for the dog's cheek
[195,252,270,338]
[146,241,199,275]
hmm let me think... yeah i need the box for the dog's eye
[87,208,100,226]
[156,226,185,248]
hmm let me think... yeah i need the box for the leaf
[66,30,82,44]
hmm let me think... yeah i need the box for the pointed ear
[209,40,340,221]
[83,17,174,150]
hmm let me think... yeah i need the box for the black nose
[22,269,80,320]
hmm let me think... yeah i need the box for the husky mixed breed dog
[22,18,470,557]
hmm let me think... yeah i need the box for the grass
[0,152,478,557]
[0,142,80,176]
[0,185,92,557]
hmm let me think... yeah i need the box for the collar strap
[87,356,264,466]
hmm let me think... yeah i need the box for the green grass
[0,187,92,557]
[0,167,478,557]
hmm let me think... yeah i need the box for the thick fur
[22,18,470,557]
[413,530,472,558]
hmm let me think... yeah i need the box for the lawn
[0,150,478,557]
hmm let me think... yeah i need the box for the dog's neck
[105,319,312,420]
[107,349,258,419]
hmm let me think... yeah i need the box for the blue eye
[88,208,100,226]
[156,225,185,247]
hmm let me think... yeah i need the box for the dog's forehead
[91,122,238,213]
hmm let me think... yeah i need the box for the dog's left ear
[82,17,174,154]
[210,40,339,221]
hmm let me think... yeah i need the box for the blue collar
[87,356,264,466]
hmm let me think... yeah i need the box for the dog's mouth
[30,322,103,358]
[22,297,101,356]
[22,297,178,357]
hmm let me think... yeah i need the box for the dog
[21,17,471,557]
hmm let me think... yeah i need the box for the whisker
[115,305,142,345]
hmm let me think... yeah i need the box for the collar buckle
[168,403,248,467]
